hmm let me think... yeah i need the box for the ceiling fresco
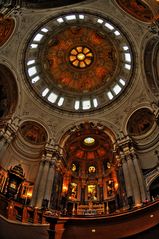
[0,14,15,47]
[127,108,155,136]
[64,122,114,162]
[46,26,117,93]
[25,12,133,112]
[20,121,47,144]
[116,0,154,22]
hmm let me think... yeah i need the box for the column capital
[2,117,21,142]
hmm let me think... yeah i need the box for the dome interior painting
[127,108,155,136]
[0,14,15,47]
[20,121,48,144]
[144,37,159,95]
[116,0,154,22]
[0,64,18,119]
[25,12,134,112]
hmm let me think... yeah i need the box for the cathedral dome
[25,12,134,112]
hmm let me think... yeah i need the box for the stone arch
[0,64,18,119]
[59,121,119,207]
[58,120,117,150]
[146,170,159,191]
[148,173,159,199]
[144,36,159,96]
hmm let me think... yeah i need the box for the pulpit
[6,164,25,199]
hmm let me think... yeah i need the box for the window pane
[105,22,114,30]
[58,97,64,106]
[124,53,131,62]
[123,45,129,51]
[113,84,121,95]
[30,44,38,49]
[48,92,58,103]
[119,79,126,86]
[31,76,40,83]
[28,67,37,77]
[41,28,48,33]
[93,98,98,108]
[74,100,80,110]
[114,30,120,36]
[97,19,103,24]
[33,33,44,42]
[79,14,84,19]
[57,17,64,23]
[27,60,35,66]
[107,91,114,100]
[125,64,131,70]
[65,15,76,20]
[82,100,91,110]
[42,88,49,97]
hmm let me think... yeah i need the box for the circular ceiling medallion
[25,12,134,112]
[69,46,93,69]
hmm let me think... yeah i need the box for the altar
[77,203,104,215]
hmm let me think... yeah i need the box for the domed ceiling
[25,12,134,112]
[64,122,114,162]
[46,26,117,93]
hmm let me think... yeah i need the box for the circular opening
[83,137,95,145]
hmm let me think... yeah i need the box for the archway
[0,64,18,119]
[60,122,120,215]
[149,176,159,200]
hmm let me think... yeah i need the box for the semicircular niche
[19,121,48,145]
[127,108,155,137]
[0,15,15,47]
[144,37,159,95]
[116,0,153,22]
[0,64,18,119]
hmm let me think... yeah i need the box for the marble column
[132,153,147,202]
[44,161,55,207]
[35,157,50,208]
[127,155,141,206]
[30,158,44,207]
[122,157,133,198]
